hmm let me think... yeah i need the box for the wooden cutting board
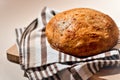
[6,45,120,80]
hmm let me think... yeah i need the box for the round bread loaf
[45,8,119,57]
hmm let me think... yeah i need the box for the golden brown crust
[45,8,119,57]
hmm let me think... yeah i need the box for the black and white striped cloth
[15,7,120,80]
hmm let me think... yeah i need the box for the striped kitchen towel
[15,7,120,80]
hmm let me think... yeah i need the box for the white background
[0,0,120,80]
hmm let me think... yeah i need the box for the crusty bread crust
[46,8,119,57]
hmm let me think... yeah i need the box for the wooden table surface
[6,45,120,80]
